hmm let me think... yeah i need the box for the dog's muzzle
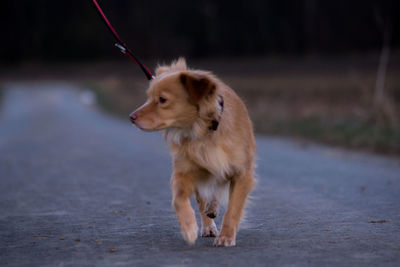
[129,112,138,124]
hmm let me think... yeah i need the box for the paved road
[0,83,399,266]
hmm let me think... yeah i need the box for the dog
[130,58,256,246]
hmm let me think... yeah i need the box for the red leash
[91,0,154,80]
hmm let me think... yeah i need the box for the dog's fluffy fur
[131,58,256,246]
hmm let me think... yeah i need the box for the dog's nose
[129,113,138,123]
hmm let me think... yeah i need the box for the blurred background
[1,0,399,154]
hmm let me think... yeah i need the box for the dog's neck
[209,95,224,131]
[164,95,224,145]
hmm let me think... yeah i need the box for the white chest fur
[191,144,231,179]
[196,176,229,205]
[187,144,231,204]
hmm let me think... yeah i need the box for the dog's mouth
[131,120,167,132]
[135,125,156,132]
[131,121,151,132]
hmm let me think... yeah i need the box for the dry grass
[1,53,398,154]
[87,53,400,154]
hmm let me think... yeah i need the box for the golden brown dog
[130,58,256,246]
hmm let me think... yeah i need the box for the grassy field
[86,53,400,155]
[1,52,399,154]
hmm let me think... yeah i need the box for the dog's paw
[181,221,199,245]
[206,211,217,219]
[201,221,218,237]
[213,235,236,247]
[205,200,219,219]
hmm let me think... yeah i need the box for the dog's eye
[159,97,167,104]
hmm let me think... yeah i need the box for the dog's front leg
[214,172,255,247]
[171,172,198,244]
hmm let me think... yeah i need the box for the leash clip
[114,43,126,54]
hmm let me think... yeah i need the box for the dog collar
[209,95,224,131]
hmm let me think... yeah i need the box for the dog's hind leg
[214,171,255,247]
[195,191,218,237]
[205,197,220,219]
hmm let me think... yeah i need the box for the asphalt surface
[0,82,400,266]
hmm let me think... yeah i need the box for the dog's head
[130,58,220,133]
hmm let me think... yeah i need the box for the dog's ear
[156,57,187,77]
[172,57,187,70]
[180,72,216,105]
[155,65,170,76]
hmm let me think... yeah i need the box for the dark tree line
[2,0,399,63]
